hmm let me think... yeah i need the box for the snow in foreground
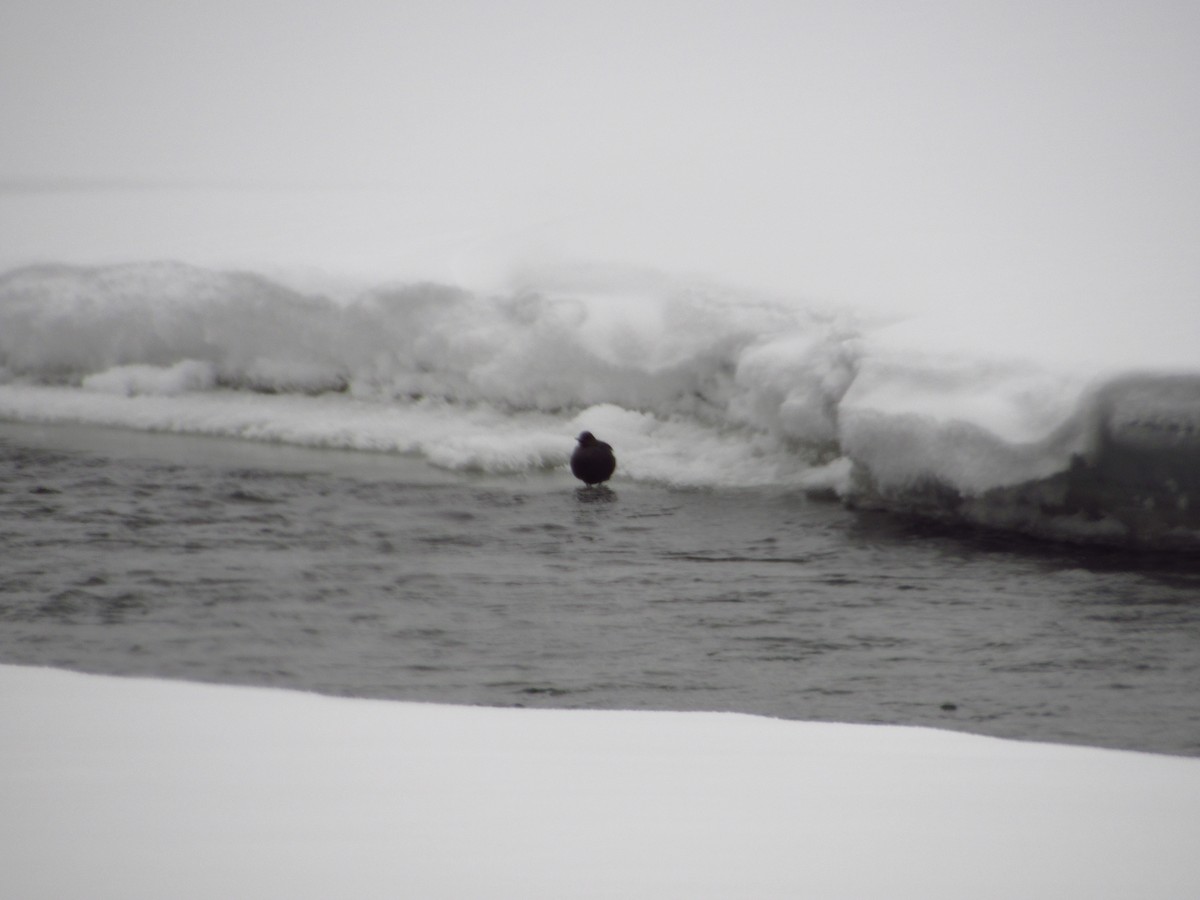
[3,665,1199,900]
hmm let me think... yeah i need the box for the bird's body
[570,431,616,486]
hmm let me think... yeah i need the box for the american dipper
[570,431,616,486]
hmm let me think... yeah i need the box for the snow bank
[1,261,1197,545]
[82,359,218,396]
[840,332,1200,546]
[2,665,1198,900]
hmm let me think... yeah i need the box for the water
[3,420,1199,756]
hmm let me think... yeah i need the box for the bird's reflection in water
[575,485,617,504]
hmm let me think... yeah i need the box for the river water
[3,420,1198,756]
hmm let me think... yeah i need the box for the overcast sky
[2,0,1197,319]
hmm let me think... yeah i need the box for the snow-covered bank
[1,261,1197,547]
[3,665,1198,899]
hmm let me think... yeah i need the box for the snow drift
[3,664,1199,900]
[0,261,1196,547]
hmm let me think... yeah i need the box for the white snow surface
[2,260,1197,499]
[3,664,1199,900]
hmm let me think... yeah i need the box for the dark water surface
[3,421,1199,756]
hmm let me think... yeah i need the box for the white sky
[2,0,1198,319]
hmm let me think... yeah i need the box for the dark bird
[570,431,616,487]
